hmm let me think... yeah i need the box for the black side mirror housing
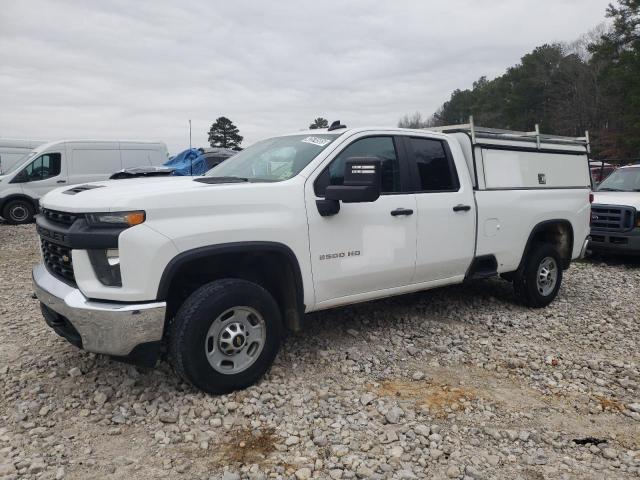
[316,157,382,216]
[325,157,381,203]
[10,169,29,184]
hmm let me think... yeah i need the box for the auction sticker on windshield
[301,136,332,147]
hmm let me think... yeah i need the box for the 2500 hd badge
[319,250,361,260]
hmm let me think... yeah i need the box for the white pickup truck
[589,164,640,254]
[32,121,591,394]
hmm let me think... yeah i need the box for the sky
[0,0,612,154]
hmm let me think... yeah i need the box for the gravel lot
[1,223,639,480]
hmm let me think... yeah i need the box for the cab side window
[315,136,400,196]
[20,153,62,182]
[407,138,459,192]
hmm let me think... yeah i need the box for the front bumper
[33,263,166,358]
[588,229,640,255]
[579,237,589,259]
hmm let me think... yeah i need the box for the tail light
[589,192,594,204]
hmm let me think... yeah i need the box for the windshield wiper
[194,176,249,184]
[597,187,623,191]
[247,177,281,183]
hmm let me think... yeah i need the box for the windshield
[205,134,340,182]
[3,150,38,176]
[597,167,640,192]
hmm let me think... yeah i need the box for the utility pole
[189,119,193,176]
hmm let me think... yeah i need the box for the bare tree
[398,112,430,128]
[563,23,609,61]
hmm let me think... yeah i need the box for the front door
[305,134,417,306]
[18,152,67,200]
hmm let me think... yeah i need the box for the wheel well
[520,220,574,270]
[160,246,304,333]
[1,195,38,211]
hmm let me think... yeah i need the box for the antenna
[328,120,347,131]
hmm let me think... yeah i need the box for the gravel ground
[1,223,639,480]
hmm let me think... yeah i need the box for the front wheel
[514,244,563,308]
[2,199,35,224]
[168,278,282,394]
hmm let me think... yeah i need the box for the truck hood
[40,177,269,213]
[592,191,640,210]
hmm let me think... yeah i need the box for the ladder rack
[428,116,590,153]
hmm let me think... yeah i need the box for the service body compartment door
[481,147,590,189]
[305,134,417,304]
[403,135,476,282]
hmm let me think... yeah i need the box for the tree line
[400,0,640,161]
[207,116,332,150]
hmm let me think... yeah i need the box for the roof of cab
[279,127,448,139]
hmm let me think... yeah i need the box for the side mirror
[10,169,29,184]
[316,157,381,216]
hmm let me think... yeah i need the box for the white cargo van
[0,139,46,174]
[0,140,168,224]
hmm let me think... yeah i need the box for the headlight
[85,211,145,228]
[88,249,122,286]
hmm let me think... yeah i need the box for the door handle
[56,180,67,184]
[391,208,414,217]
[453,204,471,212]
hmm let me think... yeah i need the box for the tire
[168,278,283,394]
[2,199,35,224]
[514,243,563,308]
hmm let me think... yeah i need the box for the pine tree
[208,117,243,149]
[309,117,329,129]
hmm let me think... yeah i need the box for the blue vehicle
[110,148,236,179]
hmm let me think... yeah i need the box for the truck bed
[445,129,591,274]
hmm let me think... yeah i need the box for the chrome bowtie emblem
[62,255,70,263]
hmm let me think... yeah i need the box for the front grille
[591,204,636,232]
[41,239,75,284]
[40,208,79,226]
[610,236,629,245]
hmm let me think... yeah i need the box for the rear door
[403,135,476,282]
[306,133,417,305]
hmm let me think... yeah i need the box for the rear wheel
[169,278,282,394]
[2,199,35,224]
[514,243,563,308]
